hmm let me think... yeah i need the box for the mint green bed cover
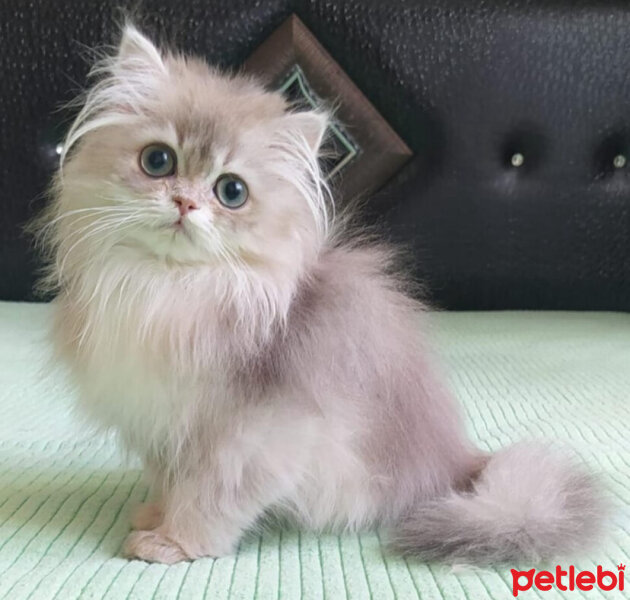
[0,302,628,599]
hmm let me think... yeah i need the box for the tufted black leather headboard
[1,0,629,310]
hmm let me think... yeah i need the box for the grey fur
[389,443,608,564]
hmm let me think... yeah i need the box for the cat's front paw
[130,502,163,530]
[123,530,190,564]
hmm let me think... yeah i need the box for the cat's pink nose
[173,195,199,216]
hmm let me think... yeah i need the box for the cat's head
[43,24,331,288]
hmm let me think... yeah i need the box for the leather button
[501,126,546,171]
[37,121,67,173]
[594,133,629,178]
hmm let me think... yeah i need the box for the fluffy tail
[390,443,607,564]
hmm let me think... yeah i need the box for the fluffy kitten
[34,24,605,564]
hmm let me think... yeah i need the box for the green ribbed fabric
[0,302,628,599]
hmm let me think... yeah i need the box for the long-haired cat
[33,24,605,564]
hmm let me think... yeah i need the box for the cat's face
[56,26,329,272]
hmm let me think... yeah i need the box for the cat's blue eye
[139,144,176,177]
[214,174,248,209]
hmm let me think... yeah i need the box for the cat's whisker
[57,215,146,278]
[34,206,145,248]
[47,210,146,236]
[58,213,144,247]
[72,220,150,313]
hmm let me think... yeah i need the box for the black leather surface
[1,0,629,309]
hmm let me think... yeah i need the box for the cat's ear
[282,111,329,154]
[115,23,166,76]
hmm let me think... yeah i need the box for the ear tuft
[116,23,165,74]
[283,111,329,153]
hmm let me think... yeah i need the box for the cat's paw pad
[130,502,163,530]
[123,530,189,564]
